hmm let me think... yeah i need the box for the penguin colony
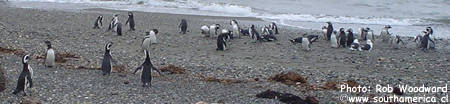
[9,10,439,97]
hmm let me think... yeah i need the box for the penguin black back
[326,22,333,41]
[133,50,161,87]
[346,29,355,46]
[116,23,122,36]
[338,28,347,47]
[179,19,188,34]
[125,12,135,31]
[93,15,103,29]
[101,42,113,76]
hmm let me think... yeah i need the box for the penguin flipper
[26,75,32,88]
[152,66,163,76]
[133,65,143,74]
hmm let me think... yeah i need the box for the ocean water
[5,0,450,38]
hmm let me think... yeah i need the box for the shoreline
[1,2,449,103]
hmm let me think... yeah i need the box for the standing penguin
[425,27,435,49]
[101,42,114,76]
[366,28,376,42]
[269,22,279,34]
[108,14,119,31]
[359,27,367,40]
[301,37,311,51]
[330,31,338,48]
[391,35,404,49]
[179,19,188,34]
[322,26,328,40]
[360,40,374,51]
[217,30,229,51]
[380,25,392,42]
[421,33,434,51]
[13,55,33,96]
[142,29,159,51]
[326,22,334,41]
[93,15,103,29]
[125,12,135,31]
[250,25,263,42]
[338,28,347,48]
[116,23,122,36]
[44,41,55,67]
[230,20,240,38]
[346,28,355,47]
[133,50,162,87]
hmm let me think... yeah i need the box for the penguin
[269,22,279,34]
[426,27,433,35]
[250,24,263,42]
[330,31,338,48]
[93,15,103,29]
[125,12,135,31]
[321,26,328,40]
[133,50,162,87]
[230,20,240,38]
[349,39,360,51]
[179,19,188,34]
[425,27,435,49]
[301,37,311,51]
[116,23,122,36]
[359,27,367,40]
[307,35,319,43]
[217,30,229,51]
[289,35,318,44]
[421,32,433,51]
[326,22,333,41]
[366,28,376,42]
[101,42,114,76]
[13,55,33,96]
[391,35,404,49]
[108,14,119,32]
[261,26,273,36]
[414,31,426,48]
[338,28,347,48]
[346,28,355,47]
[360,40,373,51]
[44,41,55,67]
[209,24,220,36]
[200,25,210,37]
[289,37,303,44]
[142,29,159,51]
[380,25,392,42]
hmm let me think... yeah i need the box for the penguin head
[339,28,345,32]
[113,14,119,17]
[250,24,255,29]
[44,41,52,49]
[22,54,30,64]
[105,42,113,51]
[384,25,392,30]
[421,31,428,36]
[426,27,433,34]
[128,12,133,16]
[346,28,353,33]
[151,29,159,35]
[365,27,370,31]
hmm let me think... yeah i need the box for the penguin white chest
[149,33,157,44]
[330,34,338,48]
[46,49,55,67]
[302,37,310,50]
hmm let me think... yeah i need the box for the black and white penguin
[349,39,360,51]
[322,26,328,40]
[142,29,159,51]
[289,37,303,44]
[346,28,355,47]
[133,50,162,87]
[209,24,220,36]
[230,20,240,38]
[200,25,210,36]
[338,28,347,48]
[301,37,311,51]
[217,30,229,51]
[359,27,367,40]
[116,23,122,36]
[44,41,55,67]
[289,34,318,44]
[179,19,188,34]
[380,25,392,42]
[93,15,103,29]
[101,42,114,76]
[269,22,279,34]
[425,27,435,49]
[391,35,404,49]
[330,31,338,48]
[307,35,319,43]
[13,55,33,96]
[326,22,333,41]
[414,31,426,48]
[250,25,263,42]
[360,40,373,51]
[261,26,273,36]
[426,27,433,35]
[421,32,434,51]
[108,14,119,31]
[125,12,135,31]
[366,28,376,42]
